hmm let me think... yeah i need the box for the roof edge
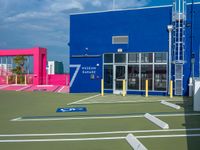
[70,2,200,16]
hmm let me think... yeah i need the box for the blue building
[69,1,200,96]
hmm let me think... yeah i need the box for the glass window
[104,65,113,89]
[116,81,123,90]
[104,54,113,63]
[128,53,139,63]
[0,57,13,73]
[154,65,167,91]
[116,66,125,79]
[155,53,167,63]
[128,65,139,90]
[141,53,153,63]
[141,65,153,90]
[115,54,126,63]
[1,57,6,64]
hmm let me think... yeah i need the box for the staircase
[172,0,187,95]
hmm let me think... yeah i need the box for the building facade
[48,61,64,75]
[69,2,200,96]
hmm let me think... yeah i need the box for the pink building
[0,47,70,93]
[0,47,47,85]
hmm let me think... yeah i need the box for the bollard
[170,80,173,98]
[122,80,126,97]
[101,79,104,96]
[15,75,17,84]
[6,76,9,84]
[145,80,148,97]
[25,75,27,85]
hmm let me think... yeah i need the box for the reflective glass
[116,66,125,79]
[154,65,167,91]
[104,54,113,63]
[141,53,153,63]
[128,53,139,63]
[141,65,153,90]
[115,54,126,63]
[116,81,123,90]
[128,65,139,90]
[104,65,113,89]
[155,53,167,63]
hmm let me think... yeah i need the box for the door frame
[113,64,127,94]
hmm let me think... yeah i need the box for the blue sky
[0,0,199,72]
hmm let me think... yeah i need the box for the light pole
[191,53,195,79]
[168,25,173,94]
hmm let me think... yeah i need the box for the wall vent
[112,36,129,44]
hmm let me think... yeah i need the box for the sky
[0,0,199,72]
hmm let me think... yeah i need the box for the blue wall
[70,4,200,95]
[182,4,200,95]
[70,56,102,93]
[70,6,171,54]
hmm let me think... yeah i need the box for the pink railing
[0,67,12,76]
[0,69,34,85]
[0,67,12,84]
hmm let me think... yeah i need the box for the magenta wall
[0,76,5,84]
[48,74,70,86]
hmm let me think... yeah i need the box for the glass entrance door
[114,65,127,94]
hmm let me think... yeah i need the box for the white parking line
[67,94,100,105]
[137,134,200,139]
[0,134,200,143]
[58,86,65,93]
[11,113,200,122]
[74,99,184,105]
[0,128,199,137]
[0,137,124,143]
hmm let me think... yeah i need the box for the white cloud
[49,0,84,12]
[3,0,150,23]
[3,0,85,23]
[0,0,150,53]
[4,12,53,22]
[113,0,149,9]
[90,0,102,7]
[19,23,53,31]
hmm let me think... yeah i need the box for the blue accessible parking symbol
[56,107,87,113]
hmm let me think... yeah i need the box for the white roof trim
[70,5,171,16]
[70,2,200,16]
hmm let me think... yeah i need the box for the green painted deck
[0,91,199,150]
